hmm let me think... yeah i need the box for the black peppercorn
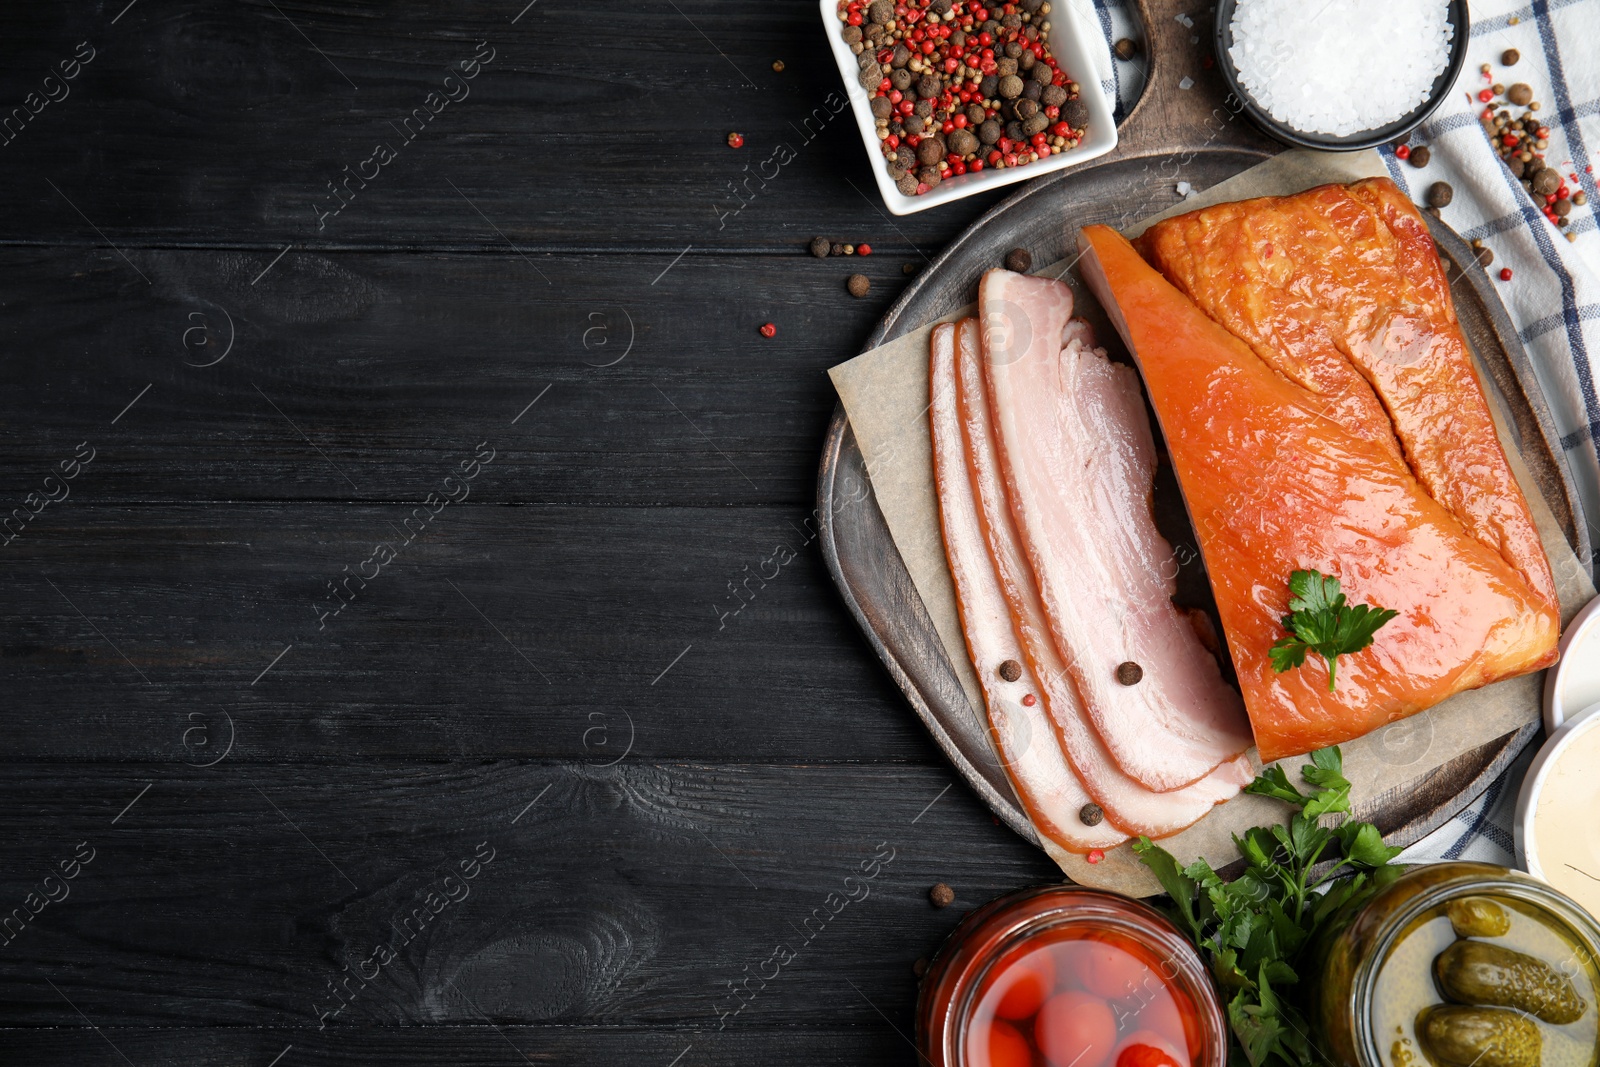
[1042,84,1068,107]
[1004,120,1025,142]
[1080,803,1104,827]
[1115,661,1143,686]
[998,659,1022,682]
[1004,247,1032,273]
[831,242,848,256]
[1022,79,1043,102]
[1062,98,1090,129]
[809,236,831,259]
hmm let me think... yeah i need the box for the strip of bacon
[979,269,1253,792]
[954,317,1251,837]
[931,321,1127,853]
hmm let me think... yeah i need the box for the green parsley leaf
[1243,764,1304,805]
[1268,569,1399,691]
[1135,748,1404,1067]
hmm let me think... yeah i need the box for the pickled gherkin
[1416,1005,1541,1067]
[1435,939,1587,1024]
[1447,896,1512,939]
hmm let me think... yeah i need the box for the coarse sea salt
[1229,0,1453,137]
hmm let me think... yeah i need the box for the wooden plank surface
[0,0,1009,250]
[0,0,1134,1060]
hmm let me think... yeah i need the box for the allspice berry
[917,135,946,166]
[847,273,871,298]
[998,73,1025,99]
[1507,82,1533,106]
[1533,168,1561,196]
[978,118,1003,144]
[929,883,955,908]
[1115,661,1143,686]
[1408,145,1431,168]
[1062,98,1091,129]
[1475,245,1495,268]
[1502,48,1520,65]
[1004,247,1032,273]
[1427,181,1454,208]
[949,129,979,157]
[1080,803,1104,826]
[998,658,1023,682]
[913,957,929,978]
[1114,37,1138,61]
[810,236,831,259]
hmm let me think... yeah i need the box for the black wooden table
[0,2,1070,1063]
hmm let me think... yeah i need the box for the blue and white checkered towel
[1068,0,1600,864]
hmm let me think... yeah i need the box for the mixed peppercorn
[836,0,1088,197]
[1476,56,1588,241]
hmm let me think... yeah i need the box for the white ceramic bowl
[819,0,1118,215]
[1515,700,1600,890]
[1543,593,1600,732]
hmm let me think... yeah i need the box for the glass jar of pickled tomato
[917,885,1228,1067]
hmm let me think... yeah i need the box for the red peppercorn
[988,149,1002,164]
[1087,849,1105,864]
[953,161,967,174]
[885,134,899,148]
[1503,134,1519,147]
[952,113,968,128]
[898,100,915,115]
[977,30,992,45]
[1499,268,1513,281]
[970,159,983,172]
[1478,88,1494,102]
[1021,693,1036,706]
[879,77,891,91]
[1051,121,1070,137]
[847,10,862,24]
[888,89,903,103]
[920,39,936,54]
[858,243,872,255]
[1036,144,1050,157]
[1031,132,1047,146]
[726,132,745,149]
[1395,145,1411,160]
[759,322,777,337]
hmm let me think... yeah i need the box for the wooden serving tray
[817,0,1593,854]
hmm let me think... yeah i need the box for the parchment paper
[828,149,1597,895]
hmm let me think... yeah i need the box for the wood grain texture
[0,503,936,761]
[0,0,1012,251]
[0,246,924,508]
[0,762,1054,1029]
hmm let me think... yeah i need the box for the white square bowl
[819,0,1118,215]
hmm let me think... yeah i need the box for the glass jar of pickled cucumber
[1311,862,1600,1067]
[916,885,1228,1067]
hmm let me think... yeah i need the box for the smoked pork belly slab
[930,320,1126,853]
[1079,224,1560,764]
[1137,178,1558,620]
[978,268,1253,792]
[952,317,1251,837]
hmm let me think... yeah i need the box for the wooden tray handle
[1102,0,1274,162]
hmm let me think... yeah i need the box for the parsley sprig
[1134,747,1404,1067]
[1268,570,1398,691]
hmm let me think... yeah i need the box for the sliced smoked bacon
[979,269,1253,792]
[931,320,1127,853]
[1079,224,1560,763]
[952,317,1251,837]
[1136,178,1558,618]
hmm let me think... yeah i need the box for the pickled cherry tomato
[1124,985,1202,1059]
[986,1018,1035,1067]
[1113,1032,1185,1067]
[993,948,1055,1020]
[1080,935,1157,1000]
[1035,991,1116,1067]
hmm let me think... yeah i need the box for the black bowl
[1214,0,1470,151]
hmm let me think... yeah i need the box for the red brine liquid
[965,931,1201,1067]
